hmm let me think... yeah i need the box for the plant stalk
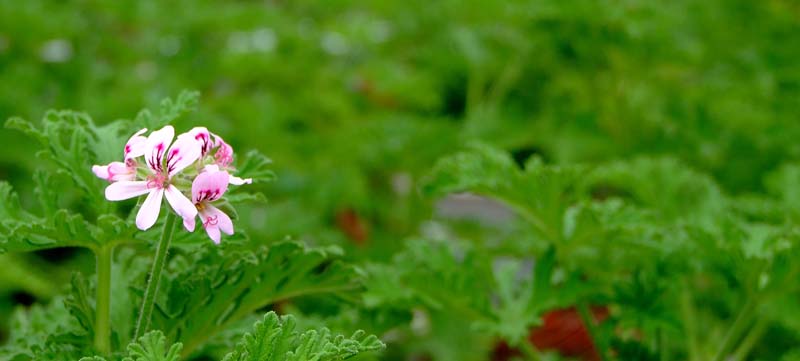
[731,317,769,361]
[134,211,177,340]
[577,302,608,361]
[680,282,701,361]
[712,295,758,361]
[94,245,113,355]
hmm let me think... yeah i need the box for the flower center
[146,173,169,189]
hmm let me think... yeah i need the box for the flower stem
[94,245,113,355]
[134,211,177,340]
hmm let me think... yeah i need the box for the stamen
[146,173,168,189]
[203,215,219,228]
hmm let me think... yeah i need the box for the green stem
[134,211,177,340]
[94,246,113,355]
[518,339,542,361]
[577,302,608,361]
[731,317,769,361]
[712,295,758,361]
[680,282,700,361]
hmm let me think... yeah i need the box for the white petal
[136,189,164,230]
[164,185,198,230]
[207,204,234,235]
[124,128,149,161]
[229,175,252,185]
[144,126,175,173]
[166,133,202,176]
[105,181,150,201]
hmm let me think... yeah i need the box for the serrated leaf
[222,312,384,361]
[151,241,363,357]
[423,143,585,242]
[64,273,95,339]
[122,331,183,361]
[236,149,276,183]
[0,297,90,360]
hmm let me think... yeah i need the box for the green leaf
[64,273,95,339]
[222,312,384,361]
[236,149,276,183]
[122,331,183,361]
[151,241,363,357]
[0,181,28,220]
[423,143,585,242]
[134,90,200,129]
[0,297,90,360]
[6,111,110,209]
[0,209,97,252]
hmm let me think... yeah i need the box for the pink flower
[187,127,252,185]
[104,126,201,230]
[185,167,234,243]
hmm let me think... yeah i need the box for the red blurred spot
[491,306,609,361]
[335,208,370,245]
[530,306,609,361]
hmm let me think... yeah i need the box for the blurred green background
[1,0,800,359]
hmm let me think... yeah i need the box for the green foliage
[154,241,362,357]
[2,0,800,357]
[123,331,182,361]
[222,312,384,361]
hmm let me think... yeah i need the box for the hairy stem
[134,211,177,340]
[94,246,113,355]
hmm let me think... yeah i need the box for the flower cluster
[92,126,251,243]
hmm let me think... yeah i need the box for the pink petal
[207,204,234,235]
[144,126,175,173]
[124,128,148,161]
[184,215,196,233]
[164,185,198,230]
[105,181,150,201]
[212,135,234,167]
[188,127,213,156]
[191,169,229,203]
[200,205,233,243]
[92,165,111,180]
[166,133,202,177]
[136,189,164,230]
[229,175,252,185]
[205,223,221,244]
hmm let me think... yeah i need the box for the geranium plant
[0,92,384,360]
